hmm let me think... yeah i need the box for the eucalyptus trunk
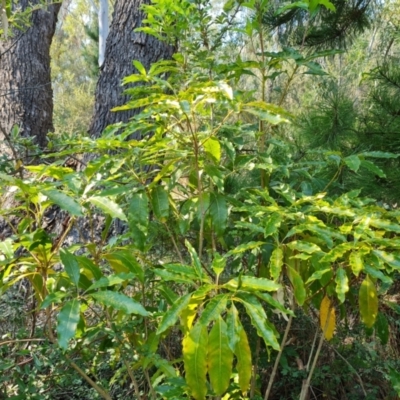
[89,0,174,139]
[0,1,61,154]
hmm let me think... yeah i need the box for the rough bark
[0,1,61,154]
[88,0,174,139]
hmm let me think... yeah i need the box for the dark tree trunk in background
[89,0,174,138]
[0,1,61,152]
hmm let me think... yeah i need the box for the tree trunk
[0,1,61,154]
[88,0,174,139]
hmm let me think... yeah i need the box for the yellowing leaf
[319,296,335,341]
[359,276,378,328]
[183,323,208,400]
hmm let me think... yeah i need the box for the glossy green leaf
[287,241,321,254]
[185,240,203,279]
[57,299,80,350]
[43,190,83,217]
[87,272,135,291]
[151,186,169,221]
[91,291,148,316]
[104,251,144,283]
[288,266,306,306]
[255,292,294,316]
[227,241,265,257]
[344,155,361,172]
[77,256,102,281]
[41,291,67,310]
[372,250,400,270]
[205,165,224,192]
[359,276,378,328]
[321,243,352,263]
[360,160,386,178]
[128,192,149,249]
[265,213,282,237]
[203,136,221,163]
[212,253,226,276]
[364,264,392,285]
[208,317,233,396]
[270,247,283,280]
[88,196,127,221]
[226,304,240,352]
[375,312,389,345]
[0,238,13,259]
[235,319,252,394]
[335,268,349,304]
[210,193,228,236]
[157,293,192,335]
[60,249,80,286]
[223,276,281,292]
[183,323,208,400]
[369,218,400,233]
[199,294,228,326]
[306,268,331,284]
[236,293,280,350]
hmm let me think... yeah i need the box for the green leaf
[375,312,389,345]
[270,247,283,280]
[199,294,228,326]
[359,276,378,328]
[210,193,228,236]
[265,213,282,237]
[287,241,321,254]
[77,257,102,281]
[128,192,149,249]
[287,266,306,306]
[372,250,400,270]
[212,253,226,276]
[42,190,83,217]
[0,238,13,259]
[183,323,208,400]
[344,155,361,172]
[151,186,169,222]
[223,276,281,292]
[388,367,400,396]
[236,293,280,350]
[208,317,233,396]
[235,320,252,394]
[205,165,224,192]
[60,249,80,287]
[306,268,331,284]
[41,291,67,310]
[361,151,399,159]
[226,304,240,352]
[369,218,400,233]
[203,137,221,163]
[255,292,294,316]
[360,160,386,178]
[335,268,349,304]
[321,243,352,263]
[87,272,136,291]
[349,252,363,277]
[91,291,148,316]
[132,60,147,75]
[227,241,265,257]
[157,293,192,335]
[88,196,127,221]
[363,264,392,285]
[104,251,144,283]
[185,240,203,279]
[57,299,80,350]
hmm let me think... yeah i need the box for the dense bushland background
[1,1,400,399]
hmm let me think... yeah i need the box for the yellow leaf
[319,296,335,341]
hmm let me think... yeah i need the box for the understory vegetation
[1,0,400,399]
